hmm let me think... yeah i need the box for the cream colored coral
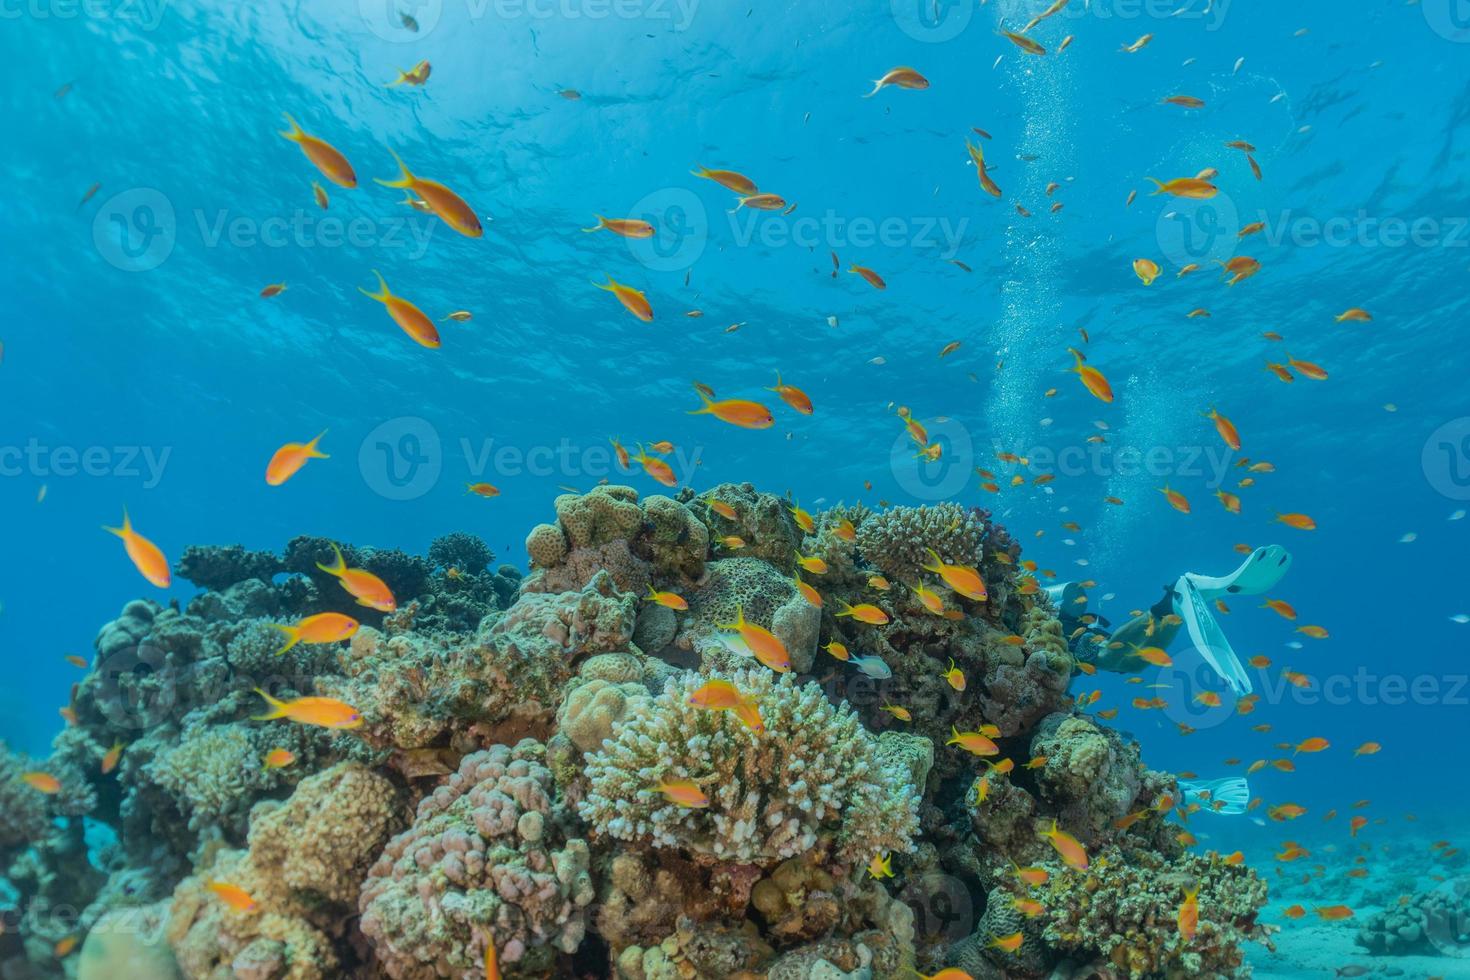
[579,670,917,866]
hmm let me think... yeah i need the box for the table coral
[579,669,918,867]
[358,739,594,977]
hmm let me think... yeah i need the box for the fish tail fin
[766,369,782,393]
[251,687,287,720]
[862,78,883,98]
[102,507,131,539]
[271,624,301,657]
[685,389,715,416]
[315,542,347,577]
[580,215,607,233]
[373,148,415,189]
[1145,177,1166,194]
[591,275,617,292]
[358,270,390,303]
[278,112,304,142]
[689,165,708,178]
[307,430,329,459]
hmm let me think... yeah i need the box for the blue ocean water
[3,0,1469,963]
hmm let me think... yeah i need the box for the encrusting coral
[357,739,595,978]
[1,486,1275,980]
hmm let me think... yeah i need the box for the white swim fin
[1185,545,1292,598]
[1179,776,1250,815]
[1176,574,1253,695]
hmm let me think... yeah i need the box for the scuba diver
[1045,544,1292,695]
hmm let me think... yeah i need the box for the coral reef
[1356,877,1470,956]
[579,669,918,866]
[358,740,595,977]
[0,487,1275,980]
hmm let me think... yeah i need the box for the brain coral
[578,669,918,867]
[676,557,820,673]
[855,502,984,583]
[524,486,707,594]
[358,739,595,978]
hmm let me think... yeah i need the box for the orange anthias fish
[1178,886,1199,940]
[719,605,792,672]
[1261,599,1296,620]
[266,431,329,486]
[849,264,887,289]
[942,657,966,691]
[690,166,758,195]
[466,482,500,498]
[687,678,746,710]
[1315,905,1354,921]
[1147,176,1217,198]
[263,748,296,770]
[1216,490,1242,514]
[388,60,431,87]
[836,600,890,625]
[22,772,61,794]
[1133,258,1161,285]
[104,508,171,588]
[966,138,1003,198]
[1354,742,1381,756]
[767,372,814,415]
[252,688,363,729]
[989,931,1025,953]
[260,282,287,298]
[947,726,999,756]
[632,444,676,487]
[1205,407,1241,450]
[922,548,987,600]
[1159,485,1190,514]
[272,611,360,656]
[375,150,482,238]
[359,270,442,349]
[1068,347,1112,402]
[1041,819,1089,871]
[688,390,774,429]
[1295,737,1330,755]
[594,275,654,322]
[646,586,689,611]
[316,542,397,611]
[582,215,655,238]
[1275,512,1317,531]
[100,741,125,775]
[656,778,709,808]
[208,880,258,911]
[278,113,357,188]
[863,66,930,97]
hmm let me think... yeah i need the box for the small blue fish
[850,655,891,679]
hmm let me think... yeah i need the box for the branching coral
[579,669,918,866]
[855,502,984,583]
[358,740,594,978]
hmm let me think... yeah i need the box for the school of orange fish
[23,4,1457,973]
